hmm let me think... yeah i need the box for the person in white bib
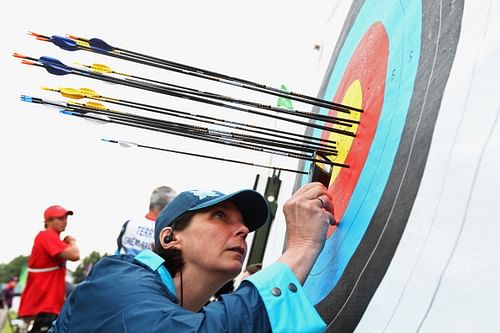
[116,186,177,255]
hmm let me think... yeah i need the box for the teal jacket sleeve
[245,262,326,333]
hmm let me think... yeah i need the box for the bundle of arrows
[15,32,363,179]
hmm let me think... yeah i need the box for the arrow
[28,32,362,114]
[20,95,346,165]
[14,53,356,137]
[73,61,359,126]
[43,86,340,150]
[76,108,346,167]
[21,95,346,167]
[58,97,340,156]
[101,138,308,175]
[65,101,340,156]
[59,109,111,122]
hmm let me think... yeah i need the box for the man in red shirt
[18,205,80,333]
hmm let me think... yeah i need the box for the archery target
[293,0,463,331]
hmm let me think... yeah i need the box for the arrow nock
[67,34,88,42]
[20,95,43,104]
[12,52,27,59]
[28,31,49,42]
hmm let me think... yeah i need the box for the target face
[323,21,388,238]
[293,0,463,330]
[299,0,422,301]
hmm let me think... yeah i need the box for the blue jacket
[50,250,325,333]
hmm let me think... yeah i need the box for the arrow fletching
[118,140,138,148]
[87,38,114,52]
[74,112,111,125]
[90,63,112,74]
[60,87,85,99]
[76,62,129,77]
[101,138,138,148]
[38,56,72,76]
[85,101,107,110]
[49,35,79,51]
[79,88,99,98]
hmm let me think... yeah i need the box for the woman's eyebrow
[214,202,231,210]
[202,204,226,214]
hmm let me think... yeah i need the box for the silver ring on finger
[317,197,325,209]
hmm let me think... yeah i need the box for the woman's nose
[235,223,249,240]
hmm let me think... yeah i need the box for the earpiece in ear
[164,234,173,244]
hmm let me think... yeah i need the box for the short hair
[149,186,177,212]
[153,211,195,277]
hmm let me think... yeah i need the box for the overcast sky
[0,0,340,268]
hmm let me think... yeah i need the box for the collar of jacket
[134,249,177,296]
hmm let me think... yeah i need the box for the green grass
[2,312,16,333]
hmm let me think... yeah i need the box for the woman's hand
[278,182,334,284]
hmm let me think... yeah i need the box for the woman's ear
[159,227,180,250]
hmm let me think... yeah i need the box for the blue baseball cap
[154,189,269,246]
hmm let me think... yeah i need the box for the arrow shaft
[64,102,338,156]
[33,96,335,156]
[65,108,343,166]
[108,44,361,113]
[103,139,308,174]
[96,96,339,152]
[21,94,347,168]
[21,55,356,137]
[40,33,361,113]
[119,71,358,125]
[65,65,356,137]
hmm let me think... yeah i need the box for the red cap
[44,205,74,220]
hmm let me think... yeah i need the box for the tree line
[0,251,107,285]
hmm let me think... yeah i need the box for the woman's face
[177,201,249,278]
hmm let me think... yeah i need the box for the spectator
[2,276,18,309]
[116,186,177,255]
[18,205,80,333]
